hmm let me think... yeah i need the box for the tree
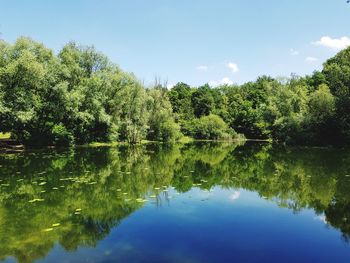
[320,47,350,143]
[220,82,270,139]
[0,37,67,145]
[113,75,151,144]
[263,77,309,144]
[2,36,350,147]
[147,88,181,142]
[308,84,335,125]
[168,82,194,120]
[191,84,214,117]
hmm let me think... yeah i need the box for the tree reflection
[0,142,350,262]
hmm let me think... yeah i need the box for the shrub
[51,124,75,146]
[185,114,235,140]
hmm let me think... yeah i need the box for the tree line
[0,37,181,146]
[169,47,350,146]
[1,37,350,146]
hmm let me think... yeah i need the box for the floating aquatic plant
[28,198,45,203]
[136,198,148,203]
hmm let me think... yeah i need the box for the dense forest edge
[1,37,350,147]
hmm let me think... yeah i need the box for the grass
[0,133,11,139]
[88,141,119,147]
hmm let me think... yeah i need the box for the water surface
[0,142,349,263]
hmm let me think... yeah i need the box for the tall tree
[191,84,214,118]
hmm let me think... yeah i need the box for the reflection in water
[0,142,350,262]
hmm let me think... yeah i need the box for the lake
[0,142,349,263]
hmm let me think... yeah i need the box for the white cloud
[209,77,233,87]
[314,215,327,224]
[227,62,239,73]
[230,191,241,201]
[313,36,350,50]
[166,83,175,89]
[196,65,208,71]
[208,80,218,87]
[305,56,318,63]
[290,48,299,56]
[221,77,233,85]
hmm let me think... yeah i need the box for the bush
[51,124,75,146]
[184,114,235,140]
[159,120,182,142]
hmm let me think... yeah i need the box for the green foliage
[322,48,350,144]
[184,114,234,140]
[191,84,214,117]
[51,124,74,146]
[167,46,350,146]
[302,84,336,144]
[1,36,350,146]
[147,88,181,142]
[0,37,181,146]
[168,82,194,120]
[0,132,10,139]
[116,80,151,144]
[308,84,335,124]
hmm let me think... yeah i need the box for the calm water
[0,142,350,263]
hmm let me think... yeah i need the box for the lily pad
[28,198,45,203]
[136,198,148,203]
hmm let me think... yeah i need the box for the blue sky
[0,0,349,87]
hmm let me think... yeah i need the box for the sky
[0,0,349,87]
